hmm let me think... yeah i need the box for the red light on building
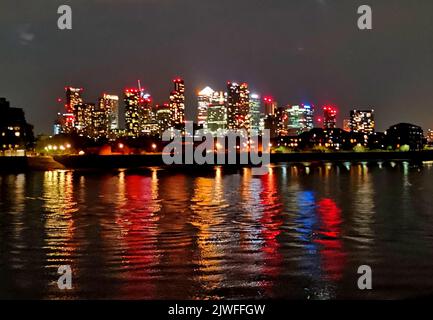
[323,105,338,129]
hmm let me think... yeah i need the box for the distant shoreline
[2,151,433,173]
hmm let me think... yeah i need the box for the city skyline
[52,79,374,137]
[1,0,433,134]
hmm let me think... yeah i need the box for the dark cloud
[0,0,433,133]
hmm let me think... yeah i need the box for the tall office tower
[276,106,288,137]
[140,94,156,136]
[62,87,83,133]
[73,103,95,137]
[350,109,375,134]
[124,88,143,138]
[249,94,261,134]
[323,106,337,129]
[350,109,375,146]
[65,87,84,113]
[92,103,114,139]
[56,113,75,134]
[169,78,186,126]
[227,82,250,133]
[263,114,280,139]
[197,86,214,129]
[99,94,120,130]
[207,91,228,137]
[285,104,314,135]
[264,97,277,116]
[155,103,172,136]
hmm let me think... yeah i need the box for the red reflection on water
[315,198,346,282]
[116,174,159,298]
[259,172,283,279]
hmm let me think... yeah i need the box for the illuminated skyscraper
[65,87,83,113]
[249,94,261,134]
[227,82,250,133]
[285,104,314,135]
[61,87,84,133]
[99,94,120,130]
[124,88,142,137]
[350,109,375,134]
[156,103,172,136]
[207,91,227,137]
[139,94,156,135]
[92,103,111,139]
[264,97,277,116]
[323,106,337,129]
[73,103,94,137]
[350,109,375,145]
[197,86,214,129]
[263,97,279,138]
[170,78,186,126]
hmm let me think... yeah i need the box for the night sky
[1,0,433,134]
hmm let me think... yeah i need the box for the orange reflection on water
[190,169,227,297]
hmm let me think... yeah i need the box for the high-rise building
[227,82,250,133]
[249,94,261,134]
[92,103,112,139]
[207,91,227,137]
[350,109,375,146]
[156,103,172,136]
[0,97,34,153]
[197,87,214,129]
[99,94,120,130]
[323,106,337,129]
[56,113,75,134]
[61,87,84,133]
[263,114,280,139]
[124,88,143,138]
[65,87,83,113]
[264,97,277,116]
[285,104,314,135]
[350,109,375,135]
[73,103,95,137]
[140,94,156,135]
[170,78,186,126]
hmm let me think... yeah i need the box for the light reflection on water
[1,162,433,299]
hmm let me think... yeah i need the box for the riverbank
[1,151,433,172]
[0,156,65,172]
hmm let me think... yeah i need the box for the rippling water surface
[1,162,433,299]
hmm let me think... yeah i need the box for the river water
[1,162,433,300]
